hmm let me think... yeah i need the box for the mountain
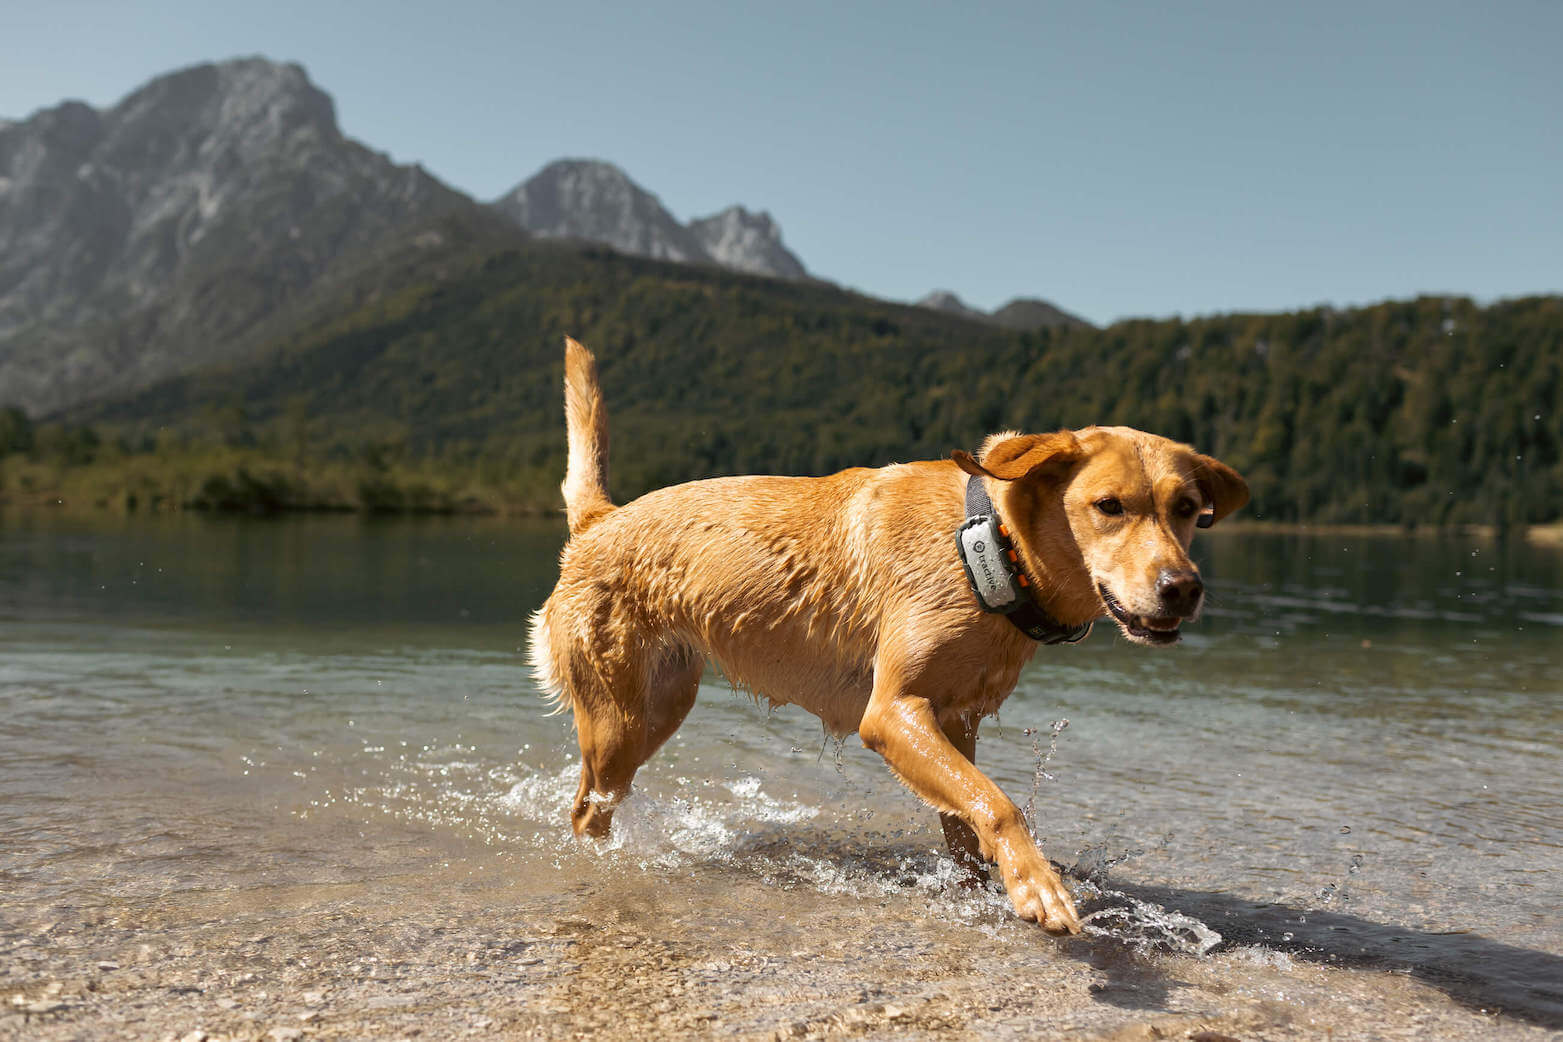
[915,290,990,323]
[55,238,1038,508]
[991,297,1091,331]
[0,58,1088,420]
[689,206,807,279]
[491,159,808,280]
[491,159,706,264]
[0,57,470,415]
[916,289,1091,330]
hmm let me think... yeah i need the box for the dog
[529,337,1248,934]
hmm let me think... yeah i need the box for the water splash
[1072,842,1146,883]
[1318,851,1367,906]
[812,724,850,772]
[1229,944,1295,971]
[1022,717,1069,838]
[1077,878,1224,956]
[1070,831,1173,884]
[1064,831,1220,956]
[323,736,1228,958]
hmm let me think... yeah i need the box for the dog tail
[561,336,615,536]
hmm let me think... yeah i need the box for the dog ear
[951,431,1084,482]
[1193,454,1250,525]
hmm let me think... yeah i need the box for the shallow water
[2,513,1561,1037]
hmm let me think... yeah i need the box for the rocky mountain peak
[492,158,706,264]
[492,161,807,279]
[0,57,466,414]
[126,59,332,131]
[689,205,807,279]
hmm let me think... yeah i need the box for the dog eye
[1095,498,1123,517]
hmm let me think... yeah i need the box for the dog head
[953,426,1248,646]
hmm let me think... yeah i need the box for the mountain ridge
[0,63,823,416]
[490,158,808,280]
[1,56,1084,416]
[916,289,1091,330]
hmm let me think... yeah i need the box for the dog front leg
[937,716,987,885]
[860,690,1081,934]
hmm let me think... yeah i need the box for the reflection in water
[1,514,1561,1031]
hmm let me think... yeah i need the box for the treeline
[6,238,1560,528]
[0,405,547,514]
[1013,294,1561,528]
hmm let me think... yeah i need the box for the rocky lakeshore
[2,875,1547,1042]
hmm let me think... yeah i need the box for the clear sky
[4,1,1559,325]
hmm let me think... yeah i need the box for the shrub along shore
[0,437,549,516]
[3,430,1560,546]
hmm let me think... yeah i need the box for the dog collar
[957,476,1093,645]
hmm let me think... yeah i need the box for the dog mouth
[1097,584,1183,646]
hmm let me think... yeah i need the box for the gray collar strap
[957,476,1092,645]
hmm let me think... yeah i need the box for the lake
[2,512,1560,1040]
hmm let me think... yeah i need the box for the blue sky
[4,1,1559,325]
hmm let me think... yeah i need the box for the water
[2,512,1560,1038]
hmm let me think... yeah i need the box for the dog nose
[1156,571,1204,614]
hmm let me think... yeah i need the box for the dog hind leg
[644,648,702,758]
[569,695,640,838]
[567,643,702,838]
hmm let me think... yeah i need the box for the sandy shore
[4,879,1554,1042]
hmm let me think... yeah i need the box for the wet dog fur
[529,338,1249,933]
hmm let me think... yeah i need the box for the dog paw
[998,847,1082,934]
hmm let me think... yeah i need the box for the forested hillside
[2,227,1558,529]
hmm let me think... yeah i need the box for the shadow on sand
[1079,880,1563,1029]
